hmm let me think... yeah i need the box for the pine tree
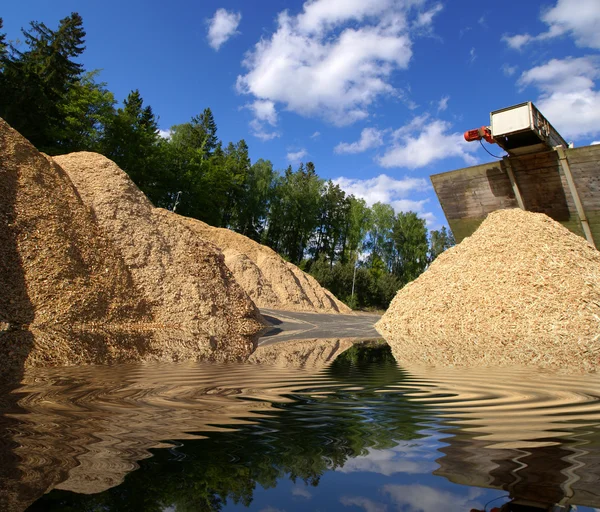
[0,12,86,151]
[101,90,162,197]
[0,18,6,60]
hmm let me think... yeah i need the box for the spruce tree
[0,12,85,151]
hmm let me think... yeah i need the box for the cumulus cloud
[246,99,280,140]
[237,0,442,126]
[334,174,429,206]
[503,0,600,50]
[333,174,436,226]
[518,56,600,139]
[157,129,171,140]
[335,127,384,154]
[502,33,533,50]
[207,8,241,50]
[382,484,487,512]
[287,149,308,163]
[377,115,478,169]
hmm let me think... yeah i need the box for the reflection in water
[395,367,600,507]
[0,345,598,511]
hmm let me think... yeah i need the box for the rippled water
[1,345,599,511]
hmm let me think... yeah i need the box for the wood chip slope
[54,152,265,362]
[376,209,600,372]
[0,117,155,370]
[178,218,352,313]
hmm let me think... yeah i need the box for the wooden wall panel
[431,145,600,248]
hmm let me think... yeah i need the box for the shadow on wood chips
[0,155,35,511]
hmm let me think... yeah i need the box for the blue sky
[3,0,600,229]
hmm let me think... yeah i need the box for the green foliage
[391,211,429,285]
[0,18,6,60]
[429,225,456,262]
[0,12,85,151]
[55,71,116,153]
[0,12,455,312]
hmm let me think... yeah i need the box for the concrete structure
[431,145,600,249]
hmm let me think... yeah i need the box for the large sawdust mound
[0,117,155,371]
[54,152,264,362]
[178,218,352,313]
[376,209,600,372]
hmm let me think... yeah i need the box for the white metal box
[490,102,567,156]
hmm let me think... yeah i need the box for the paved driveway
[258,308,381,346]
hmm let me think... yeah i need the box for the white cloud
[382,484,487,512]
[335,127,384,154]
[249,119,280,141]
[311,131,321,139]
[377,116,478,169]
[413,3,443,29]
[502,33,533,50]
[246,100,280,140]
[518,56,600,139]
[157,129,171,140]
[468,47,476,64]
[248,99,278,126]
[503,0,600,50]
[391,198,429,212]
[207,9,241,51]
[237,0,442,125]
[502,64,517,76]
[334,174,429,207]
[592,141,600,145]
[340,496,387,512]
[437,95,449,112]
[287,149,308,163]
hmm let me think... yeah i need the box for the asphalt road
[258,308,382,346]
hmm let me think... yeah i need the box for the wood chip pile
[179,218,352,313]
[376,209,600,372]
[0,118,155,371]
[54,152,265,362]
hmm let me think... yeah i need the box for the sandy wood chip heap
[54,152,265,362]
[0,117,265,374]
[0,118,154,370]
[178,218,352,314]
[376,209,600,372]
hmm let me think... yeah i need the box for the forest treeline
[0,13,455,309]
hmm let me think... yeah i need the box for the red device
[464,126,495,144]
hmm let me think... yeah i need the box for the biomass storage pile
[54,152,264,362]
[376,209,600,372]
[180,218,352,314]
[0,118,154,371]
[57,150,349,315]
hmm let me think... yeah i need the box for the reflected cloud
[341,495,388,512]
[382,484,485,512]
[292,485,312,499]
[338,444,436,476]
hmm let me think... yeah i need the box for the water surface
[1,345,599,511]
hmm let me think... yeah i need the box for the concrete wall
[431,145,600,249]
